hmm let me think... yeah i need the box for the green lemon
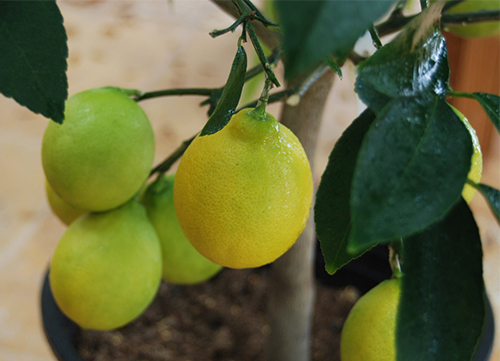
[341,278,401,361]
[45,180,87,226]
[42,87,155,212]
[142,174,223,284]
[49,200,162,330]
[449,105,483,203]
[174,108,313,269]
[443,0,500,38]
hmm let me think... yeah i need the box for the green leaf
[397,200,485,361]
[349,97,472,253]
[356,26,449,113]
[0,1,68,123]
[323,57,343,80]
[476,183,500,224]
[472,92,500,133]
[315,109,376,274]
[275,0,396,81]
[200,46,247,136]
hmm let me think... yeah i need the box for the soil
[75,268,361,361]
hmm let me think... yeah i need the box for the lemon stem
[254,77,273,118]
[389,241,404,279]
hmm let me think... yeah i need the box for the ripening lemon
[173,108,313,269]
[442,0,500,38]
[45,180,86,226]
[42,87,155,212]
[49,200,162,330]
[341,278,401,361]
[449,105,483,203]
[142,174,223,284]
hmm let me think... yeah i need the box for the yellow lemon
[49,200,162,330]
[42,87,155,212]
[174,108,313,269]
[341,278,401,361]
[142,174,223,284]
[449,105,483,203]
[45,180,86,225]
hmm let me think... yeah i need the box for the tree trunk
[266,70,335,361]
[209,2,336,359]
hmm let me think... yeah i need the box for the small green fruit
[49,200,162,330]
[45,180,86,225]
[142,174,223,284]
[42,87,155,212]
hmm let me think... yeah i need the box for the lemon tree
[49,200,162,330]
[341,278,401,361]
[2,1,500,361]
[42,87,155,212]
[174,107,313,269]
[142,174,223,284]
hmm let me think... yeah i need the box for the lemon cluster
[43,89,313,331]
[43,88,221,330]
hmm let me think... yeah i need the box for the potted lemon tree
[1,0,499,360]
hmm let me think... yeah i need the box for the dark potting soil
[75,268,360,361]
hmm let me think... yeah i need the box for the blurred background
[0,1,498,360]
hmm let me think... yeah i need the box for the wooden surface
[0,2,498,361]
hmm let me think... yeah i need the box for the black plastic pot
[42,246,495,361]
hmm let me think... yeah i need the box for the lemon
[174,108,313,269]
[340,278,401,361]
[42,87,155,212]
[45,180,86,226]
[142,174,223,284]
[49,200,162,330]
[449,105,483,203]
[443,0,500,38]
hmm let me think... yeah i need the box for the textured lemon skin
[142,174,223,284]
[341,278,401,361]
[45,180,87,225]
[444,0,500,38]
[49,200,162,331]
[174,108,313,269]
[449,105,483,203]
[42,87,155,212]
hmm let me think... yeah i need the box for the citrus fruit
[449,105,483,203]
[142,174,223,284]
[340,278,401,361]
[45,180,87,225]
[443,0,500,38]
[42,87,155,212]
[174,108,313,269]
[49,200,162,330]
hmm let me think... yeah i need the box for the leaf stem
[149,134,196,176]
[369,25,383,49]
[133,88,214,102]
[448,90,476,99]
[210,16,246,38]
[247,22,280,87]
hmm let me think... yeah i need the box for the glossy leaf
[356,26,449,113]
[397,200,485,361]
[0,1,68,123]
[472,92,500,133]
[349,97,472,253]
[200,46,247,136]
[275,0,396,81]
[315,109,376,274]
[476,183,500,224]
